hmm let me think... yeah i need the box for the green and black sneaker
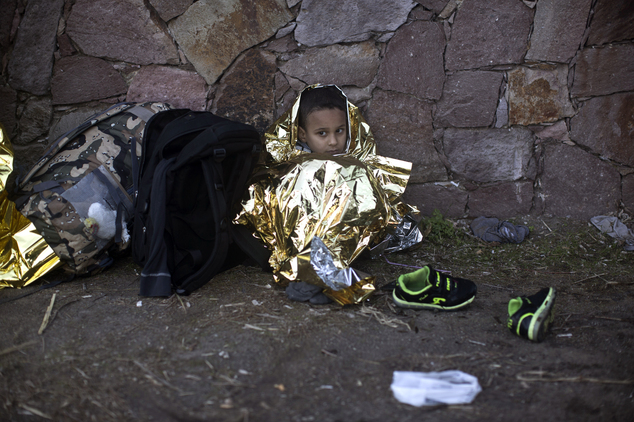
[392,266,477,311]
[507,287,556,342]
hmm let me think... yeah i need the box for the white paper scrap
[391,370,482,407]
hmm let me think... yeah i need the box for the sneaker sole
[392,290,476,311]
[528,288,556,342]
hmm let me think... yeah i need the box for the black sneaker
[392,266,477,311]
[507,287,556,342]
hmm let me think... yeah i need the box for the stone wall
[1,0,632,221]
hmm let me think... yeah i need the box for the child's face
[298,108,347,155]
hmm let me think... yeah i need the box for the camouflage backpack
[16,102,172,275]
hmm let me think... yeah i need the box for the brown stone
[587,0,634,46]
[7,0,63,95]
[148,0,193,22]
[445,0,533,71]
[571,44,634,97]
[525,0,592,63]
[540,142,621,220]
[57,33,76,57]
[531,120,570,142]
[294,0,415,46]
[508,65,575,126]
[212,50,278,134]
[51,56,128,105]
[16,97,52,145]
[49,106,106,143]
[376,20,445,100]
[442,128,535,183]
[365,89,447,184]
[66,0,178,66]
[623,174,634,213]
[468,181,533,218]
[170,0,292,85]
[265,35,299,53]
[434,71,503,128]
[402,183,468,218]
[127,66,208,111]
[569,93,634,167]
[0,85,17,139]
[280,42,380,88]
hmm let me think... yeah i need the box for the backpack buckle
[214,148,226,162]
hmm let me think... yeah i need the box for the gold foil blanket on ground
[0,124,61,288]
[234,85,420,305]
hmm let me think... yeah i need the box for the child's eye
[317,131,326,136]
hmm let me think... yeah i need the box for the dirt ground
[1,216,633,422]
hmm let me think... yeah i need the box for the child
[296,86,348,155]
[234,84,419,305]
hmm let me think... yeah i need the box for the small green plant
[421,209,459,245]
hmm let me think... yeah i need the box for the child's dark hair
[298,86,347,130]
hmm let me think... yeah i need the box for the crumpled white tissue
[391,370,482,407]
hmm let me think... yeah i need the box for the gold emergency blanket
[0,124,61,288]
[234,85,417,305]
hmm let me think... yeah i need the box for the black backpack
[131,109,270,297]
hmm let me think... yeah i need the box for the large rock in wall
[571,44,634,97]
[169,0,292,85]
[7,0,63,95]
[570,92,634,167]
[127,66,208,111]
[294,0,416,46]
[586,0,634,46]
[539,142,621,220]
[445,0,533,71]
[66,0,179,66]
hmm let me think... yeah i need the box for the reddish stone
[570,93,634,167]
[127,66,208,111]
[148,0,193,22]
[365,89,447,184]
[571,44,634,97]
[587,0,634,46]
[468,181,534,218]
[434,71,503,128]
[212,50,278,134]
[445,0,533,71]
[540,142,621,220]
[376,20,445,100]
[51,56,127,105]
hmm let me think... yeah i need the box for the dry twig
[516,370,634,385]
[38,293,56,335]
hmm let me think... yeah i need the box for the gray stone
[149,0,193,22]
[376,20,445,101]
[434,71,503,128]
[48,106,105,143]
[295,0,415,47]
[468,181,533,218]
[0,0,16,55]
[279,42,380,88]
[571,44,634,97]
[66,0,179,66]
[587,0,634,46]
[170,0,292,85]
[410,6,434,20]
[570,93,634,167]
[525,0,592,63]
[442,128,535,183]
[508,65,575,126]
[7,0,63,95]
[0,85,17,139]
[445,0,533,71]
[275,72,291,102]
[494,96,508,128]
[127,66,208,111]
[51,56,128,105]
[540,142,620,220]
[266,35,299,53]
[212,50,277,134]
[17,97,52,145]
[365,89,447,184]
[623,174,634,213]
[402,183,468,218]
